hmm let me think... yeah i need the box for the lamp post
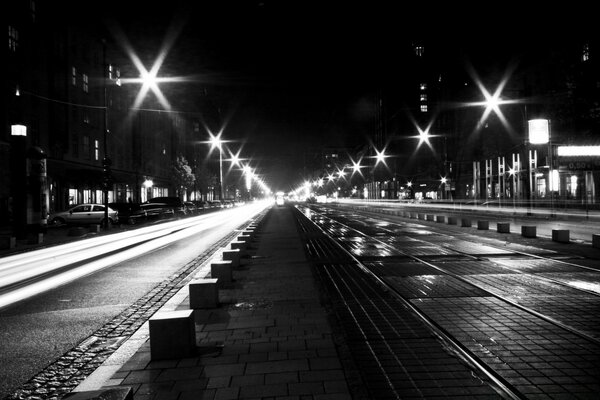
[102,39,111,229]
[209,133,224,201]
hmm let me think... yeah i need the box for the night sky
[85,1,594,191]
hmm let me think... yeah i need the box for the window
[83,112,90,124]
[109,64,121,86]
[8,26,18,51]
[83,136,90,159]
[30,0,36,22]
[415,46,424,57]
[94,139,99,160]
[419,83,427,91]
[582,43,590,62]
[420,94,428,102]
[82,73,89,92]
[420,104,428,113]
[72,67,77,86]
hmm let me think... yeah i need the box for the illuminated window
[415,46,424,57]
[94,140,99,160]
[8,26,18,51]
[582,43,590,62]
[420,83,427,91]
[83,112,90,124]
[109,64,121,86]
[420,94,427,102]
[72,67,77,86]
[420,104,428,113]
[82,73,89,92]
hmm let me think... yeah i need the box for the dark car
[184,201,198,215]
[144,196,187,216]
[140,203,175,220]
[109,202,147,225]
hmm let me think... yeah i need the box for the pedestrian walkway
[70,206,354,399]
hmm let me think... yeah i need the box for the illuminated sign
[557,146,600,157]
[528,119,549,144]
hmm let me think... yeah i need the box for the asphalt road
[0,204,266,399]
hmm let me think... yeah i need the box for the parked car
[183,201,198,214]
[109,202,147,225]
[140,203,175,220]
[144,196,187,216]
[48,204,118,226]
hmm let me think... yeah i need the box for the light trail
[0,202,269,310]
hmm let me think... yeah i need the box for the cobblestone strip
[6,216,263,400]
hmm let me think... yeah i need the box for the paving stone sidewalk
[71,206,353,400]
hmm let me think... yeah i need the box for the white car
[48,204,118,226]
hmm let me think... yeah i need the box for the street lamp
[209,131,224,201]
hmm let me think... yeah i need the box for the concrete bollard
[461,218,472,227]
[521,225,537,238]
[27,233,44,245]
[592,234,600,249]
[447,216,458,225]
[149,310,196,360]
[552,229,570,243]
[189,278,219,309]
[436,215,445,223]
[0,236,16,249]
[222,249,240,268]
[211,260,233,283]
[63,388,133,400]
[68,227,87,236]
[230,240,247,255]
[426,214,435,221]
[497,222,510,233]
[477,221,489,230]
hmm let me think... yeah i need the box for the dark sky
[94,1,594,191]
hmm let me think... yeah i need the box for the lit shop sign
[557,146,600,170]
[557,146,600,157]
[528,119,549,144]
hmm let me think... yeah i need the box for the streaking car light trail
[0,201,269,309]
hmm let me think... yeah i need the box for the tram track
[294,204,600,399]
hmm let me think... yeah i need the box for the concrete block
[436,215,445,223]
[63,387,133,400]
[189,278,219,309]
[68,227,87,236]
[1,236,16,249]
[27,232,44,244]
[460,218,472,227]
[230,240,247,254]
[417,213,425,220]
[90,224,101,233]
[521,225,537,238]
[447,216,458,225]
[222,249,240,268]
[497,222,510,233]
[426,214,435,221]
[593,234,600,249]
[149,309,196,360]
[477,220,489,230]
[211,260,233,283]
[552,229,570,243]
[238,234,251,243]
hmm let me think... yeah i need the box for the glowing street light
[375,148,387,165]
[209,131,224,201]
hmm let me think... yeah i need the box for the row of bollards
[147,220,261,361]
[380,208,600,248]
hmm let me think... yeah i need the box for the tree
[171,155,195,197]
